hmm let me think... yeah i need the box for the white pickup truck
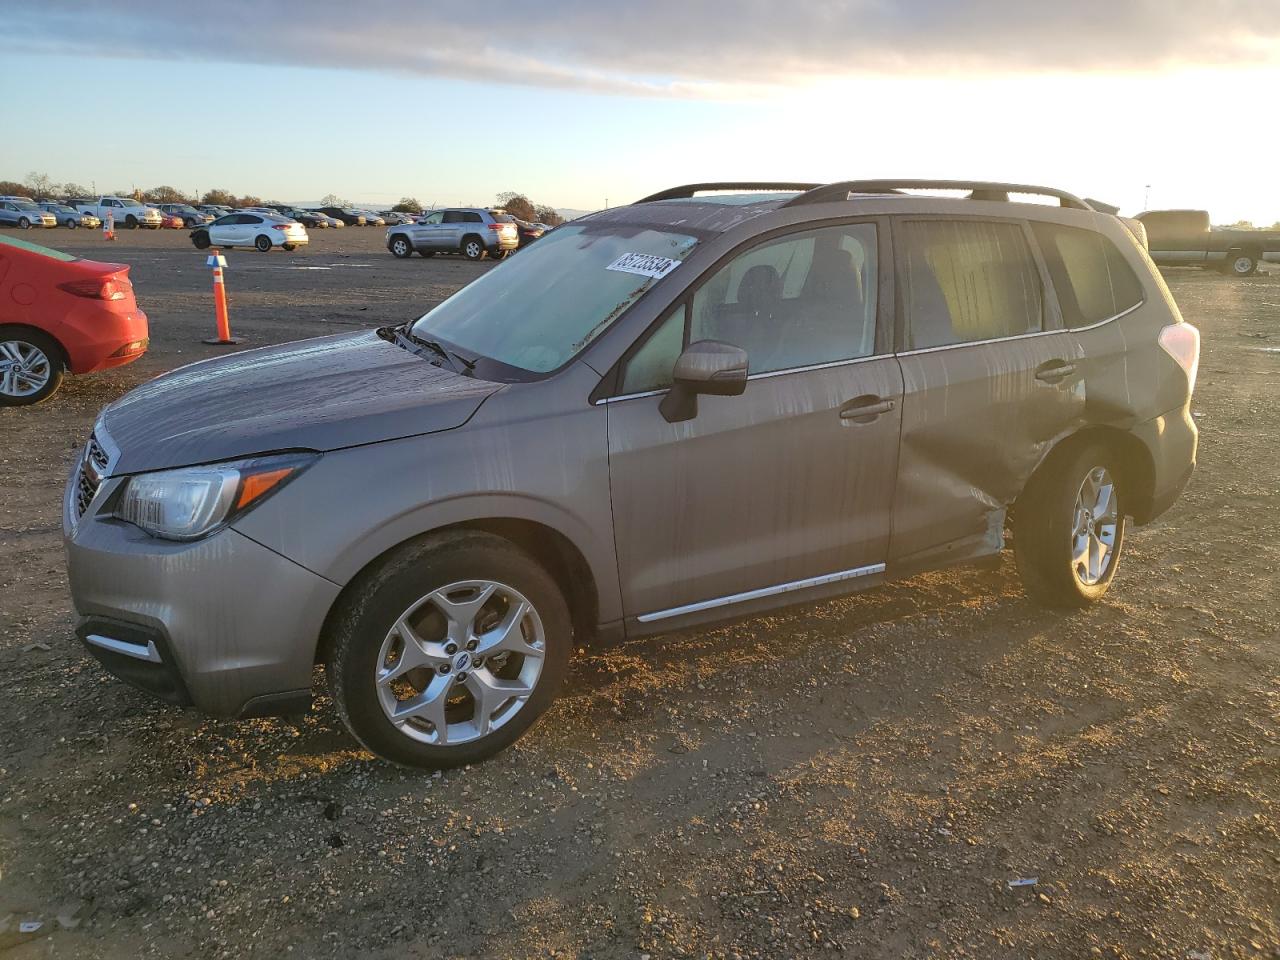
[73,196,162,230]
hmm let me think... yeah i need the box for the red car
[0,234,149,405]
[161,213,184,229]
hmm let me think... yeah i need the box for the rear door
[888,216,1085,571]
[607,219,903,629]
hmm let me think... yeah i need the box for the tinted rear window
[1031,222,1144,328]
[899,219,1043,350]
[0,233,78,262]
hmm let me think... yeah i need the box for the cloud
[11,1,1280,97]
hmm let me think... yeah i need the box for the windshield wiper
[384,323,477,376]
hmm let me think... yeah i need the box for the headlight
[115,453,315,541]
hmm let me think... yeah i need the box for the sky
[3,1,1279,222]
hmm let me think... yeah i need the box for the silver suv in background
[66,179,1199,769]
[387,208,519,261]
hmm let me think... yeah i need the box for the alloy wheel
[0,340,52,398]
[375,580,546,746]
[1071,466,1119,586]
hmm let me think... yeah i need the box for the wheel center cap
[453,651,472,673]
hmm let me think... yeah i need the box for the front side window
[689,223,879,374]
[420,211,443,225]
[900,219,1043,350]
[411,223,698,376]
[1031,222,1144,327]
[621,304,686,393]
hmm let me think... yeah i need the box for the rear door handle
[839,396,896,422]
[1035,360,1077,384]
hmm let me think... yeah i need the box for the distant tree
[392,197,422,213]
[237,195,262,208]
[60,182,90,199]
[320,193,345,207]
[533,204,564,226]
[25,171,56,197]
[201,188,237,207]
[1226,220,1255,230]
[145,185,191,204]
[0,180,30,197]
[495,192,536,222]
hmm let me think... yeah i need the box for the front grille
[75,434,109,518]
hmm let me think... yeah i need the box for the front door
[887,216,1086,570]
[607,221,903,630]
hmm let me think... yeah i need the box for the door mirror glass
[659,340,748,423]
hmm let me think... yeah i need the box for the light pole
[1144,184,1151,210]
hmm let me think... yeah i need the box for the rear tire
[282,243,296,252]
[0,328,65,406]
[461,235,485,261]
[1224,250,1258,277]
[1013,444,1126,608]
[326,530,572,768]
[255,234,272,252]
[389,235,414,259]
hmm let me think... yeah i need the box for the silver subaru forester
[65,180,1199,768]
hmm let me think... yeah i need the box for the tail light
[59,276,128,301]
[1158,322,1200,394]
[272,224,289,231]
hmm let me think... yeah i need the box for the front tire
[0,329,65,406]
[1013,444,1126,608]
[192,232,211,250]
[326,531,572,768]
[126,215,138,229]
[17,217,30,229]
[65,218,78,229]
[255,234,272,252]
[389,235,414,259]
[461,235,485,261]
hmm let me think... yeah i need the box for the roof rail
[635,182,821,204]
[782,180,1094,211]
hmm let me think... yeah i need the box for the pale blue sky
[4,3,1278,221]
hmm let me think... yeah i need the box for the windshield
[13,201,40,211]
[47,204,74,213]
[410,223,698,376]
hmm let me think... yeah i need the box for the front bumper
[64,473,341,717]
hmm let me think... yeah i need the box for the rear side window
[899,220,1043,350]
[1031,222,1144,327]
[443,211,463,223]
[464,212,483,223]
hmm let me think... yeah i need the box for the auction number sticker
[606,252,683,280]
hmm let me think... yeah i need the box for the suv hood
[98,330,501,475]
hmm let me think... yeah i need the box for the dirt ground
[0,227,1276,960]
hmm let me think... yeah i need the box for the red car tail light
[59,276,127,301]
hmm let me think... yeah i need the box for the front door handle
[839,396,896,423]
[1035,360,1078,384]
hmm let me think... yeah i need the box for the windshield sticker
[606,252,682,280]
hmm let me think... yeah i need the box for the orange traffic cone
[202,249,240,345]
[103,211,115,241]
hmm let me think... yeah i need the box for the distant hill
[556,208,596,222]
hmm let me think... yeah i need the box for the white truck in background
[72,196,163,229]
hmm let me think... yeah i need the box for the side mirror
[659,340,749,423]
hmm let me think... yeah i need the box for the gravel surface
[1,228,1277,959]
